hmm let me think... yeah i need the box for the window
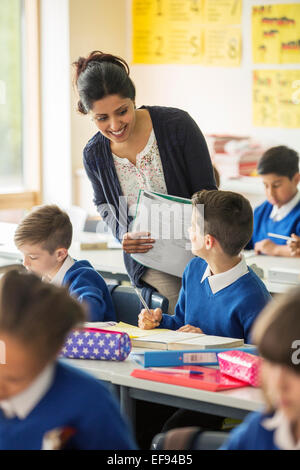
[0,0,23,191]
[0,0,41,216]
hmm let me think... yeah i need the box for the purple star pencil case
[60,327,132,361]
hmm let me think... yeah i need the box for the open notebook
[86,322,244,350]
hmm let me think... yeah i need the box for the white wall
[126,0,300,154]
[40,0,72,207]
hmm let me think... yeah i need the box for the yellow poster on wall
[204,0,242,24]
[132,0,242,65]
[253,70,300,128]
[252,4,300,64]
[203,26,241,66]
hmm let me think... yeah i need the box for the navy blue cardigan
[83,106,217,286]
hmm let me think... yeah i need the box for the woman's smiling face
[91,94,136,144]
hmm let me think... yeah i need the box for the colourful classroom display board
[253,70,300,128]
[252,3,300,64]
[132,0,242,66]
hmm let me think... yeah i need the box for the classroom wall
[40,0,72,207]
[126,0,300,155]
[69,0,127,206]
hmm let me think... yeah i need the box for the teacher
[73,51,217,313]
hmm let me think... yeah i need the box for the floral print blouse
[112,129,167,215]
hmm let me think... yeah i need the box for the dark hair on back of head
[191,190,253,257]
[252,286,300,374]
[73,51,136,114]
[0,270,86,362]
[14,205,72,254]
[257,146,299,179]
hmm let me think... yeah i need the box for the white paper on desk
[130,190,194,277]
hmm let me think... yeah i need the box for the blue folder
[131,346,257,368]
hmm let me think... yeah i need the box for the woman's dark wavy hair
[73,51,136,114]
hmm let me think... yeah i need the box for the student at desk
[221,286,300,450]
[0,270,136,450]
[139,189,271,345]
[247,146,300,257]
[73,51,217,313]
[14,205,115,322]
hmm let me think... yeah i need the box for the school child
[247,146,300,256]
[0,270,136,450]
[14,204,115,322]
[220,286,300,450]
[139,190,271,345]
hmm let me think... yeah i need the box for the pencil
[267,232,293,242]
[149,367,204,375]
[131,283,152,316]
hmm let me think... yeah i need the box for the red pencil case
[217,350,262,387]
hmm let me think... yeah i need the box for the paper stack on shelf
[206,135,270,178]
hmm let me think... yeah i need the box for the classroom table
[1,222,299,291]
[66,351,264,427]
[246,252,300,294]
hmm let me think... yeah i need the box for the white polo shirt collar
[269,191,300,222]
[201,255,249,294]
[262,409,300,450]
[50,255,75,286]
[0,364,55,420]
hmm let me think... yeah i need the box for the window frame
[0,0,42,210]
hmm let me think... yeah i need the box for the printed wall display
[132,0,242,65]
[253,70,300,128]
[252,3,300,64]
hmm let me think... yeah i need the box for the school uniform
[159,256,271,344]
[220,409,300,450]
[0,361,137,450]
[51,255,116,322]
[248,191,300,249]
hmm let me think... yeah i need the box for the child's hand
[177,324,203,333]
[288,234,300,257]
[254,239,278,255]
[138,308,162,330]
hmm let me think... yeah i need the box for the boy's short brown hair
[0,270,86,362]
[252,286,300,375]
[14,205,72,254]
[191,190,253,257]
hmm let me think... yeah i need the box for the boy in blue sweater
[247,145,300,256]
[139,189,271,344]
[14,205,115,322]
[0,270,136,450]
[220,286,300,450]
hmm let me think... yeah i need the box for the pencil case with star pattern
[60,327,132,361]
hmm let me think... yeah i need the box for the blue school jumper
[0,362,137,450]
[63,260,116,322]
[158,257,271,344]
[220,411,279,450]
[248,199,300,249]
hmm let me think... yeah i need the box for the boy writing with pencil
[14,205,115,322]
[139,190,271,344]
[247,145,300,256]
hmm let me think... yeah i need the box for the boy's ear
[204,234,215,250]
[294,172,300,185]
[55,248,68,262]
